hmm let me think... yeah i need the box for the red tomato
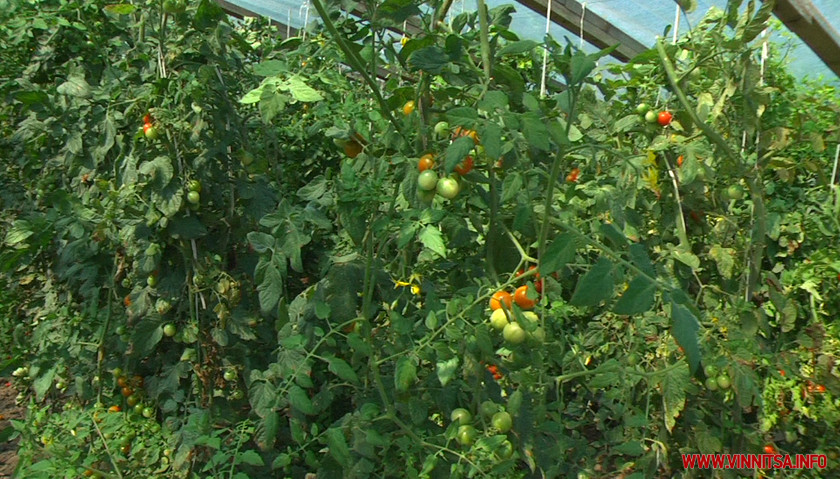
[418,154,435,172]
[677,155,684,166]
[143,113,152,124]
[658,111,673,126]
[454,156,474,175]
[764,444,776,454]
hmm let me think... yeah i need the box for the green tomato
[163,324,177,337]
[456,425,478,447]
[417,170,438,191]
[489,309,509,331]
[705,377,719,391]
[704,364,718,377]
[223,369,238,382]
[726,184,745,200]
[143,123,159,140]
[187,190,200,204]
[492,411,513,433]
[231,389,244,400]
[187,180,202,193]
[147,274,157,288]
[127,394,141,407]
[417,188,436,204]
[645,110,658,124]
[238,150,254,166]
[636,103,649,114]
[479,400,498,419]
[434,121,449,137]
[626,353,640,366]
[496,439,515,459]
[716,375,731,390]
[436,177,460,199]
[503,322,526,345]
[450,408,472,425]
[142,407,154,418]
[116,325,127,336]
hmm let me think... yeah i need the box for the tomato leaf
[131,319,164,358]
[418,225,446,258]
[520,112,550,151]
[326,356,359,385]
[659,362,688,432]
[480,122,503,160]
[444,136,473,173]
[394,357,417,392]
[570,257,615,306]
[613,276,656,315]
[436,356,459,387]
[325,427,352,467]
[497,40,538,56]
[540,232,579,275]
[670,300,701,375]
[288,385,316,415]
[408,46,449,74]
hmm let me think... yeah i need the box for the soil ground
[0,378,23,478]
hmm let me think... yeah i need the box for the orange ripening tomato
[402,100,416,115]
[124,295,132,307]
[418,154,435,172]
[343,140,363,158]
[489,291,513,311]
[453,127,479,144]
[566,167,580,183]
[454,156,474,175]
[513,285,536,310]
[677,155,684,167]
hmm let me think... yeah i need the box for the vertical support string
[287,9,292,38]
[831,144,839,186]
[539,0,552,97]
[579,2,586,50]
[300,2,310,41]
[672,4,680,44]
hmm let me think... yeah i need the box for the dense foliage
[1,0,839,477]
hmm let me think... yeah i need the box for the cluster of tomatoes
[636,103,672,127]
[112,368,155,420]
[186,178,201,206]
[415,125,479,203]
[485,362,503,381]
[488,276,542,346]
[449,401,514,455]
[142,112,159,140]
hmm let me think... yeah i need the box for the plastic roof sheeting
[227,0,840,84]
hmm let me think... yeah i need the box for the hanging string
[672,4,680,44]
[831,145,839,186]
[539,0,551,97]
[759,28,769,86]
[287,9,291,38]
[579,2,586,50]
[300,2,310,41]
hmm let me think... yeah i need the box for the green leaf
[131,319,164,358]
[247,232,275,253]
[325,427,352,467]
[709,245,735,279]
[394,357,417,392]
[378,0,422,24]
[569,51,596,85]
[32,366,56,402]
[613,441,645,456]
[501,173,523,204]
[57,74,91,98]
[253,60,285,76]
[256,259,284,314]
[168,216,207,240]
[570,257,615,306]
[540,233,579,275]
[446,107,478,127]
[477,91,509,112]
[613,277,656,315]
[284,76,323,102]
[408,46,449,74]
[479,123,503,160]
[659,362,688,432]
[5,220,33,247]
[237,450,265,466]
[613,114,640,133]
[326,356,359,384]
[255,410,279,450]
[103,4,137,14]
[520,112,550,151]
[628,243,655,276]
[288,385,316,415]
[497,40,538,56]
[670,300,701,375]
[444,136,474,173]
[418,226,446,258]
[671,248,700,270]
[436,356,459,386]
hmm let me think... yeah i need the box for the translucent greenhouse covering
[225,0,840,84]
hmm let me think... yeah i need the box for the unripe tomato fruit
[450,408,472,425]
[187,180,201,193]
[143,123,159,139]
[635,103,648,114]
[658,111,673,126]
[492,411,513,433]
[645,110,658,124]
[490,309,509,331]
[142,407,154,418]
[418,154,435,172]
[187,190,200,204]
[456,425,477,446]
[223,369,238,382]
[434,121,449,137]
[513,285,536,310]
[716,375,731,390]
[163,324,177,337]
[402,100,416,115]
[503,322,526,345]
[705,377,718,391]
[436,177,460,199]
[418,170,438,191]
[726,184,745,200]
[490,291,513,311]
[479,400,498,419]
[147,274,157,288]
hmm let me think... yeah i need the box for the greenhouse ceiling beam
[765,0,840,78]
[515,0,647,62]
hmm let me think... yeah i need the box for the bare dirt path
[0,378,23,478]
